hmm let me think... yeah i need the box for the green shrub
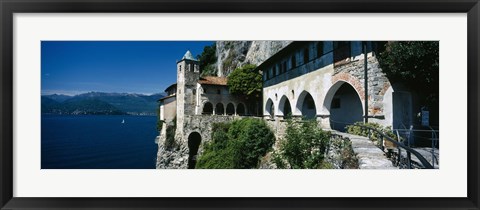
[346,122,399,146]
[210,122,231,149]
[195,144,235,169]
[164,117,177,150]
[196,118,275,169]
[276,120,332,169]
[329,136,359,169]
[228,118,275,168]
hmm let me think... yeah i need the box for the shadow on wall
[329,83,363,132]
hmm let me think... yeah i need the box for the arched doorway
[328,83,363,131]
[215,103,224,115]
[236,103,245,116]
[265,98,275,119]
[278,95,292,119]
[226,103,235,115]
[296,91,316,120]
[187,132,202,169]
[202,102,213,115]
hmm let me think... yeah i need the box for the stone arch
[202,102,213,115]
[331,72,366,102]
[226,103,235,115]
[278,95,292,119]
[187,132,202,169]
[215,103,225,115]
[322,81,365,116]
[295,90,317,119]
[323,81,364,131]
[236,103,246,116]
[265,98,275,118]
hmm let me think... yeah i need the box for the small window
[303,48,309,64]
[179,65,182,72]
[282,61,287,73]
[291,56,296,68]
[217,89,221,94]
[273,66,277,76]
[332,98,341,109]
[317,42,324,57]
[191,63,196,72]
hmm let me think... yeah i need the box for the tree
[377,41,439,124]
[377,41,439,97]
[227,64,262,96]
[196,43,217,77]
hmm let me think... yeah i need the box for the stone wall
[156,115,240,169]
[161,96,176,122]
[333,55,391,117]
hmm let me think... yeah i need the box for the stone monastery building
[157,41,416,169]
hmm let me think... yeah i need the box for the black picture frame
[1,0,479,209]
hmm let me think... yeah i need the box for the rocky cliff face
[216,41,291,77]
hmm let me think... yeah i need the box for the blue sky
[41,41,214,96]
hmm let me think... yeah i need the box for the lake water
[41,115,158,169]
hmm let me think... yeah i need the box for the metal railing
[357,124,434,169]
[393,127,439,168]
[328,119,435,169]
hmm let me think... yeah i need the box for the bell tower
[176,50,200,138]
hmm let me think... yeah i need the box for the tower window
[217,89,221,94]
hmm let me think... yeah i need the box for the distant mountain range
[41,92,165,115]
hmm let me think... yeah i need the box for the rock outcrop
[216,41,291,77]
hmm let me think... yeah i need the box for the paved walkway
[330,131,397,169]
[395,147,439,169]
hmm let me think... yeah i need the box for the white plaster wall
[381,86,394,128]
[263,64,334,118]
[162,97,177,122]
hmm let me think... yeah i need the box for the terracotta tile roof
[198,76,228,86]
